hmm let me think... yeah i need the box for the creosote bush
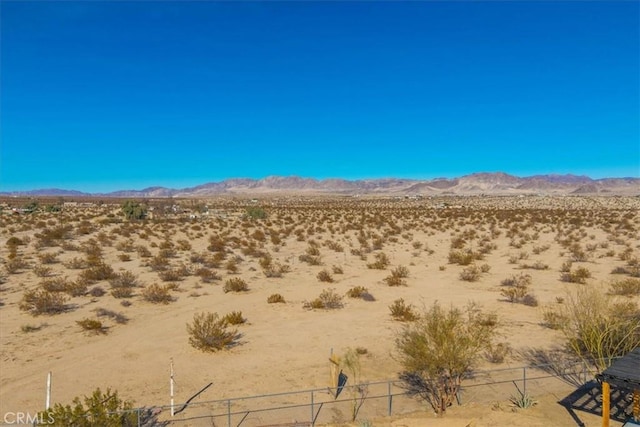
[561,266,592,284]
[396,302,497,414]
[223,277,249,293]
[389,298,418,321]
[304,288,344,309]
[187,312,239,352]
[267,293,285,304]
[317,269,334,283]
[141,283,174,304]
[20,289,68,315]
[553,286,640,372]
[222,311,246,325]
[76,318,107,334]
[39,387,141,427]
[608,278,640,296]
[367,252,390,270]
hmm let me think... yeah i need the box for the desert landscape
[1,191,638,426]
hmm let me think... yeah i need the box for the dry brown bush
[20,289,68,315]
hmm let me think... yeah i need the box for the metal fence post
[227,399,231,427]
[523,367,527,395]
[310,391,314,426]
[137,407,141,427]
[388,381,393,416]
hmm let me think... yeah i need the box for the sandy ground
[0,196,638,426]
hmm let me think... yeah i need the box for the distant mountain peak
[1,173,638,197]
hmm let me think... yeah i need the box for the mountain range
[2,173,639,197]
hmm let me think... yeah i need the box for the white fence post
[46,371,52,410]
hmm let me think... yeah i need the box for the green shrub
[389,298,418,321]
[396,302,497,414]
[39,388,140,426]
[608,278,640,296]
[187,312,239,352]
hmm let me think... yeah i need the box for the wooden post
[602,381,610,427]
[633,389,639,421]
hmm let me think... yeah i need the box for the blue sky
[1,1,638,192]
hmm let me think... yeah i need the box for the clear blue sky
[1,1,638,192]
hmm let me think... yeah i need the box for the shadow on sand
[558,380,633,427]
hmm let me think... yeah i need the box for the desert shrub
[66,278,88,297]
[555,286,640,371]
[77,318,107,334]
[121,200,147,220]
[346,286,368,298]
[225,258,239,274]
[245,207,267,220]
[38,252,59,264]
[608,278,640,296]
[383,274,407,287]
[111,287,134,299]
[389,298,419,322]
[187,312,239,352]
[541,307,569,330]
[367,252,390,270]
[448,250,477,266]
[459,265,481,282]
[222,311,246,325]
[298,251,322,265]
[136,245,152,258]
[109,271,138,289]
[195,267,221,283]
[521,293,539,307]
[304,288,344,310]
[560,266,592,284]
[158,268,184,282]
[500,273,536,305]
[520,261,549,270]
[485,342,510,364]
[41,277,70,293]
[260,255,290,278]
[223,277,249,293]
[21,323,46,333]
[20,289,68,315]
[94,308,128,324]
[560,260,573,273]
[6,236,24,248]
[390,265,409,278]
[141,284,174,304]
[317,269,334,283]
[396,302,497,414]
[4,257,30,274]
[89,286,106,297]
[332,265,344,274]
[117,254,131,262]
[267,293,286,304]
[80,263,114,282]
[147,255,170,272]
[39,387,139,427]
[65,257,88,269]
